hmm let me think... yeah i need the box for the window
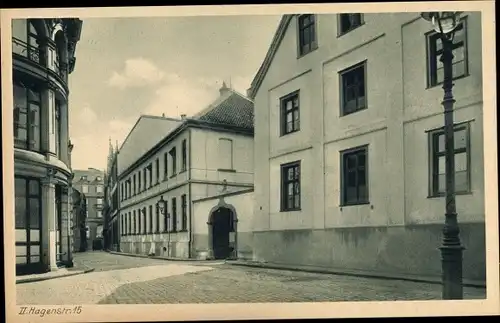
[163,152,169,179]
[170,148,177,176]
[15,177,41,265]
[148,205,153,233]
[429,123,471,196]
[148,164,153,188]
[124,214,127,236]
[142,208,147,234]
[81,185,88,194]
[138,171,142,192]
[12,20,41,63]
[341,145,369,206]
[155,158,160,183]
[86,226,90,239]
[128,212,132,234]
[96,210,102,218]
[96,176,101,181]
[133,210,137,234]
[143,168,147,189]
[137,208,142,234]
[280,91,300,136]
[340,61,367,116]
[96,185,103,193]
[218,138,233,170]
[97,198,103,205]
[181,139,187,172]
[163,200,169,232]
[297,14,317,56]
[81,176,87,181]
[427,19,468,87]
[280,161,301,211]
[338,13,364,35]
[13,83,41,151]
[133,174,136,195]
[181,195,187,231]
[120,183,124,200]
[155,204,160,233]
[171,198,177,232]
[55,100,62,157]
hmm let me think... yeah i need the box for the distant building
[72,168,105,250]
[103,140,120,251]
[247,12,485,281]
[12,18,83,275]
[118,82,255,260]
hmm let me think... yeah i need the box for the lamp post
[157,196,170,257]
[421,11,464,300]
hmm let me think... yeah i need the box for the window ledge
[341,106,368,118]
[280,208,302,212]
[279,129,300,138]
[337,23,365,38]
[340,201,370,208]
[297,45,318,60]
[427,191,473,199]
[426,73,470,90]
[179,169,187,174]
[217,168,236,173]
[170,174,177,179]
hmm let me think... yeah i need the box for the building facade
[72,168,105,250]
[12,18,83,275]
[103,140,120,251]
[247,12,485,281]
[118,84,254,259]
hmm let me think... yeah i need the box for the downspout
[67,180,73,267]
[188,128,193,259]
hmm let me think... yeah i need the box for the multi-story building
[72,168,105,250]
[247,12,485,281]
[103,140,120,251]
[118,83,254,259]
[12,18,83,275]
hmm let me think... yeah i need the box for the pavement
[16,251,486,305]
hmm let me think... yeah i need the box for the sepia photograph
[1,1,498,322]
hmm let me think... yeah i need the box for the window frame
[340,144,370,207]
[171,197,177,232]
[280,90,301,137]
[297,14,318,57]
[148,205,153,234]
[425,16,469,88]
[427,121,472,198]
[163,200,169,233]
[337,13,365,37]
[181,139,187,172]
[339,60,368,117]
[280,160,302,212]
[163,152,169,180]
[13,82,42,152]
[181,194,187,231]
[170,147,177,177]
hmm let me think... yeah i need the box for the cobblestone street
[17,252,486,305]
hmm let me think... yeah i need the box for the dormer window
[81,176,87,181]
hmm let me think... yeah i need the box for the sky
[68,15,281,171]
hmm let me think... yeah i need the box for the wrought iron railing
[12,37,41,64]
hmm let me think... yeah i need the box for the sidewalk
[16,262,95,285]
[225,259,487,289]
[106,250,224,265]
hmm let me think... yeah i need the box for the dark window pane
[358,152,366,167]
[358,168,366,185]
[347,171,356,187]
[29,22,37,35]
[437,133,445,153]
[28,89,40,102]
[29,197,40,229]
[287,196,294,209]
[346,155,357,170]
[29,103,40,151]
[358,184,368,201]
[12,19,28,42]
[15,177,26,197]
[15,196,27,228]
[29,179,39,196]
[293,97,299,107]
[294,166,300,179]
[294,194,300,208]
[346,187,357,203]
[452,60,466,78]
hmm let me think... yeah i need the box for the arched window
[13,82,41,152]
[12,19,41,64]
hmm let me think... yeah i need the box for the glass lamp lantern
[421,11,462,35]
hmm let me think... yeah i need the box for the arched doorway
[209,206,236,260]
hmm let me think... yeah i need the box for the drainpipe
[188,128,193,259]
[67,181,73,267]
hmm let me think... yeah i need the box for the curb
[106,250,216,262]
[226,261,487,289]
[16,267,95,285]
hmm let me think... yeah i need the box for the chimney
[219,81,230,96]
[180,114,186,120]
[162,113,165,117]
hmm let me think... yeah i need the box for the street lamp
[421,11,464,300]
[157,196,170,257]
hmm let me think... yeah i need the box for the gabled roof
[196,89,254,130]
[247,14,294,100]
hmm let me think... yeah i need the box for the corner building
[248,12,485,281]
[12,18,83,275]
